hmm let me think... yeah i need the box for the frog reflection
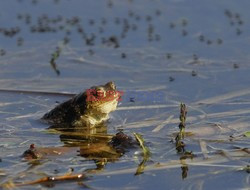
[60,126,138,171]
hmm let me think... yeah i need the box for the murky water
[0,0,250,189]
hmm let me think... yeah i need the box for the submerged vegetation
[50,46,61,76]
[174,103,193,179]
[175,103,187,153]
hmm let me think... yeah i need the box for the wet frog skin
[42,81,120,128]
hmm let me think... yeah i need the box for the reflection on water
[59,124,123,172]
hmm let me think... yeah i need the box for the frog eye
[96,88,105,98]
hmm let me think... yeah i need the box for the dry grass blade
[0,88,75,97]
[206,108,250,119]
[124,85,167,92]
[194,88,250,105]
[118,119,161,129]
[0,102,23,107]
[6,111,43,121]
[117,107,250,131]
[0,170,6,176]
[133,133,151,175]
[199,140,209,159]
[15,173,85,187]
[98,148,249,177]
[152,115,174,133]
[70,57,126,69]
[46,129,113,140]
[117,104,177,111]
[133,133,151,156]
[135,158,148,176]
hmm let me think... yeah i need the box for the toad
[42,81,121,128]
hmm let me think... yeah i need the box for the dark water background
[0,0,250,189]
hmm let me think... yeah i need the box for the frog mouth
[86,89,119,102]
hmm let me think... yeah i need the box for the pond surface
[0,0,250,189]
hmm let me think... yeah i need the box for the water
[0,0,250,189]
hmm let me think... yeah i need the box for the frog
[41,81,121,129]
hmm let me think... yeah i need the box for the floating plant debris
[50,46,61,75]
[243,131,250,138]
[233,63,239,69]
[0,49,6,56]
[169,76,175,82]
[133,133,151,175]
[121,52,126,58]
[191,70,197,76]
[166,53,172,59]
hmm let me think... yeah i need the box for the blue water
[0,0,250,189]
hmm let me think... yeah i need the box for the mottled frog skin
[42,81,120,128]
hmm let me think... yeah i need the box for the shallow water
[0,0,250,189]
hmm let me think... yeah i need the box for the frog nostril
[106,81,116,90]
